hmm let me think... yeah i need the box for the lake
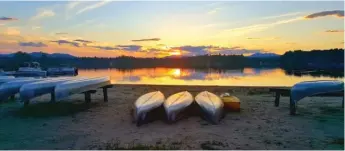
[78,68,344,86]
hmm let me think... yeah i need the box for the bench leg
[85,93,91,103]
[10,95,15,100]
[50,92,56,102]
[274,92,280,107]
[24,100,29,107]
[103,88,108,102]
[290,97,296,115]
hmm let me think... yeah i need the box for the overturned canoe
[195,91,224,124]
[0,77,33,85]
[20,77,83,101]
[54,76,111,101]
[0,78,47,100]
[164,91,193,122]
[134,91,165,124]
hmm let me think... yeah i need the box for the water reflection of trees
[284,70,344,78]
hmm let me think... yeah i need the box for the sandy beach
[0,84,343,150]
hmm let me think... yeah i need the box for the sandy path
[0,85,343,149]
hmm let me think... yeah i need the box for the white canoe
[0,78,48,100]
[291,80,344,103]
[55,76,111,101]
[164,91,194,122]
[19,77,85,101]
[195,91,224,124]
[0,77,33,85]
[134,91,165,123]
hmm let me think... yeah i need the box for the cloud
[261,12,302,20]
[50,40,80,47]
[132,38,161,42]
[116,45,142,51]
[19,42,47,47]
[31,26,41,30]
[304,10,344,19]
[4,27,20,36]
[207,8,221,15]
[173,45,263,56]
[31,9,55,20]
[92,45,117,50]
[0,17,18,21]
[55,32,68,35]
[325,30,344,33]
[246,37,280,40]
[67,1,83,10]
[220,17,302,36]
[76,0,111,15]
[74,39,93,43]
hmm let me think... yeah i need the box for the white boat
[15,62,47,77]
[134,91,165,124]
[195,91,224,124]
[47,64,78,76]
[291,80,344,103]
[19,77,83,101]
[54,76,111,101]
[163,91,193,122]
[0,77,33,85]
[0,78,47,100]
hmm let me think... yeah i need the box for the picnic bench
[269,88,344,115]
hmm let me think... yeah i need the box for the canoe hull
[0,79,45,100]
[54,76,111,101]
[134,91,165,125]
[20,77,81,101]
[164,91,194,122]
[195,91,224,124]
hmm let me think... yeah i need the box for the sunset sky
[0,1,344,58]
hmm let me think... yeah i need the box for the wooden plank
[274,92,280,107]
[83,90,97,103]
[50,92,55,102]
[101,85,113,102]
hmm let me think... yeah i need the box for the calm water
[78,68,344,86]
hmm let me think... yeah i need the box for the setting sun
[169,50,181,56]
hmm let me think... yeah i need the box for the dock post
[50,92,56,102]
[85,92,91,103]
[24,100,29,107]
[103,87,108,102]
[290,98,296,115]
[102,85,113,102]
[274,92,280,107]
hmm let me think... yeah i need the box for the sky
[0,1,344,58]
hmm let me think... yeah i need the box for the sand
[0,85,343,150]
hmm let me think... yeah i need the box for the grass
[15,101,99,118]
[97,139,181,150]
[200,140,228,150]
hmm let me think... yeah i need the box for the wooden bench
[80,85,114,103]
[269,88,344,115]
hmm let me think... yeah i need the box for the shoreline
[0,85,343,149]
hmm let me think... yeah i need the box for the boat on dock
[54,76,111,101]
[134,91,165,125]
[195,91,224,124]
[0,78,47,101]
[20,77,83,101]
[47,64,78,76]
[164,91,193,122]
[14,62,47,77]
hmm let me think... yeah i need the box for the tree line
[0,48,343,71]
